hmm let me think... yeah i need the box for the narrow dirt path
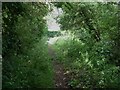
[48,44,70,88]
[53,61,70,88]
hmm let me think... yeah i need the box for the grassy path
[48,44,70,88]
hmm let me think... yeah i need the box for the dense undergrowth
[2,2,54,88]
[3,37,54,88]
[54,35,120,88]
[53,2,120,88]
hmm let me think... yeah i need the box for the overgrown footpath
[48,45,70,88]
[2,2,120,88]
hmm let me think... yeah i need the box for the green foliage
[54,37,120,88]
[2,2,48,56]
[3,37,54,88]
[53,2,120,88]
[2,2,54,88]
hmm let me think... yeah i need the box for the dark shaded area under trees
[2,2,54,88]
